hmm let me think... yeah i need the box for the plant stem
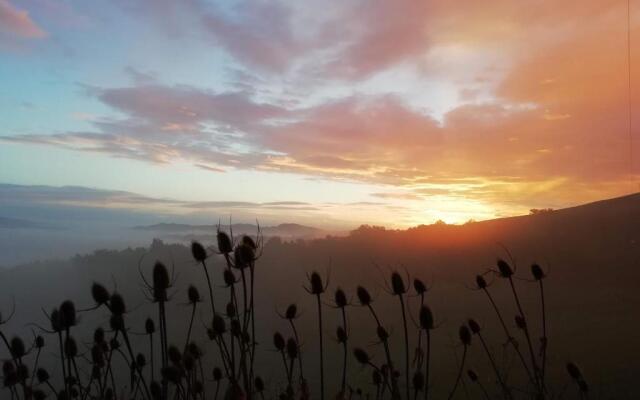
[399,294,410,400]
[316,294,325,400]
[424,330,430,400]
[447,346,467,400]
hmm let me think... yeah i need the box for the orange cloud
[0,0,46,39]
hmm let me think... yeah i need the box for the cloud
[0,0,46,41]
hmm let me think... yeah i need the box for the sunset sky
[0,0,638,228]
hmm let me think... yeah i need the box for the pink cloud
[0,0,46,39]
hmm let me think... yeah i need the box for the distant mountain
[0,216,53,229]
[133,222,330,238]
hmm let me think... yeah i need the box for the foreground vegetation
[0,228,590,400]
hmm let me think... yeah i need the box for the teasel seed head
[334,288,348,308]
[136,353,146,369]
[285,303,297,320]
[377,326,389,341]
[109,293,126,315]
[191,241,207,262]
[255,376,265,393]
[10,336,25,359]
[475,275,487,289]
[309,271,324,294]
[566,362,582,380]
[273,332,285,351]
[49,308,62,332]
[91,283,110,306]
[356,286,372,306]
[459,325,471,346]
[213,367,223,381]
[183,353,195,371]
[145,318,155,335]
[413,278,427,295]
[531,264,545,280]
[35,335,44,348]
[230,320,241,337]
[212,314,226,336]
[419,305,434,330]
[514,315,527,330]
[353,348,370,365]
[168,345,182,366]
[223,269,236,287]
[187,285,200,304]
[153,261,170,301]
[467,369,478,382]
[188,342,203,359]
[413,371,424,391]
[217,231,233,254]
[59,300,76,328]
[33,389,46,400]
[497,259,514,278]
[226,302,236,318]
[36,368,49,383]
[390,272,406,295]
[233,243,255,269]
[468,319,481,334]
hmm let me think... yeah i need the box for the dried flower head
[285,304,297,320]
[35,335,44,348]
[334,288,347,308]
[413,278,427,295]
[390,272,406,295]
[36,368,49,383]
[145,318,155,335]
[377,326,389,341]
[168,345,182,366]
[468,319,481,334]
[217,231,233,254]
[566,362,582,380]
[213,367,223,381]
[187,285,200,304]
[467,369,478,382]
[514,315,527,330]
[10,336,25,359]
[223,269,236,287]
[59,300,76,328]
[308,271,325,295]
[531,264,545,280]
[497,259,514,278]
[226,302,236,318]
[353,348,370,365]
[191,241,207,262]
[255,376,265,392]
[212,314,226,336]
[273,332,285,351]
[234,243,255,269]
[152,261,170,301]
[459,326,471,346]
[475,275,487,289]
[91,283,110,306]
[419,306,434,330]
[356,286,372,306]
[109,293,126,316]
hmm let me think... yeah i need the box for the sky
[0,0,639,228]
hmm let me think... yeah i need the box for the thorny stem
[316,294,325,400]
[477,333,512,400]
[340,307,348,394]
[424,330,431,400]
[201,260,216,316]
[447,345,467,400]
[507,276,542,395]
[482,287,534,385]
[399,294,410,400]
[289,319,305,382]
[366,304,400,400]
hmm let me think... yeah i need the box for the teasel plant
[467,319,512,400]
[530,263,549,389]
[303,270,329,400]
[492,258,542,396]
[385,271,410,400]
[356,285,400,400]
[278,303,308,395]
[566,362,589,400]
[447,325,471,400]
[417,305,434,400]
[472,273,534,387]
[332,288,349,395]
[466,369,491,400]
